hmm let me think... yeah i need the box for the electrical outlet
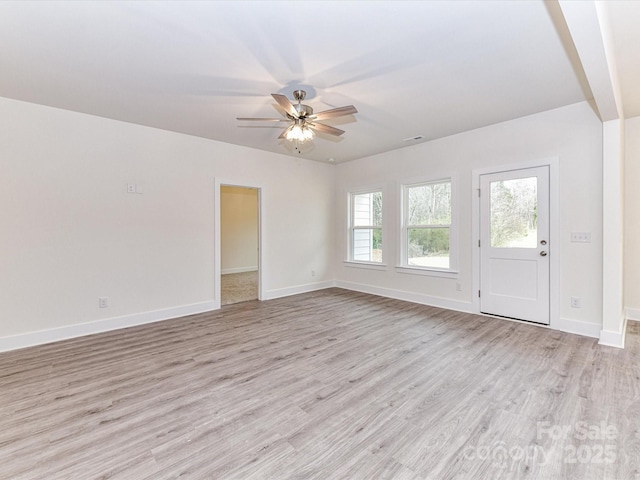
[570,296,581,308]
[99,297,109,308]
[456,282,462,292]
[127,183,136,194]
[311,269,316,277]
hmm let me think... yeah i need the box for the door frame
[471,157,559,327]
[214,178,264,309]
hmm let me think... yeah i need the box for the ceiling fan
[237,90,357,152]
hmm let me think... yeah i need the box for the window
[349,190,382,263]
[490,176,537,248]
[402,179,454,271]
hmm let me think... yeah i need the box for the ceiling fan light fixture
[285,123,314,142]
[303,126,314,141]
[238,89,356,153]
[285,124,302,141]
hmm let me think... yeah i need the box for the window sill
[395,266,459,278]
[344,261,387,271]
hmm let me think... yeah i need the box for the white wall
[334,101,604,332]
[625,116,640,316]
[0,97,335,345]
[221,186,258,274]
[0,96,610,348]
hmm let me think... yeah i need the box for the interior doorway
[220,185,260,305]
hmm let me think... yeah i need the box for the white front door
[480,166,550,324]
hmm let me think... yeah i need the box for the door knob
[540,251,548,257]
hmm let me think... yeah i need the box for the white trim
[214,180,222,309]
[0,301,217,353]
[395,266,459,278]
[601,120,625,346]
[477,313,597,340]
[347,187,384,264]
[472,157,560,327]
[345,183,386,196]
[335,280,473,313]
[337,281,599,339]
[599,315,627,348]
[554,317,602,339]
[398,174,458,274]
[343,261,387,271]
[263,281,336,300]
[221,266,258,275]
[626,308,640,322]
[215,179,265,307]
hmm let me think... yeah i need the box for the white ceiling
[0,1,638,163]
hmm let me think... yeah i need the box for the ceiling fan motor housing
[291,90,312,118]
[294,103,313,118]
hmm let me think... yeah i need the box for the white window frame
[345,187,386,269]
[397,176,458,278]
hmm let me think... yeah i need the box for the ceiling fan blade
[310,105,358,121]
[308,122,345,136]
[272,93,299,118]
[237,117,289,122]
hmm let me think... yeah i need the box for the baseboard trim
[221,267,258,275]
[598,315,628,348]
[263,280,336,300]
[335,280,473,313]
[0,301,218,353]
[554,317,601,339]
[626,307,640,322]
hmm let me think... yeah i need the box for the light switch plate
[571,232,591,243]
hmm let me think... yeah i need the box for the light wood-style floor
[1,288,639,479]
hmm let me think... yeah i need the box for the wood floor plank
[0,288,638,479]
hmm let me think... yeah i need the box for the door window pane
[490,177,537,248]
[407,227,450,268]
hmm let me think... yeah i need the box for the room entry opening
[220,185,260,305]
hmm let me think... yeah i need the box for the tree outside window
[405,181,451,269]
